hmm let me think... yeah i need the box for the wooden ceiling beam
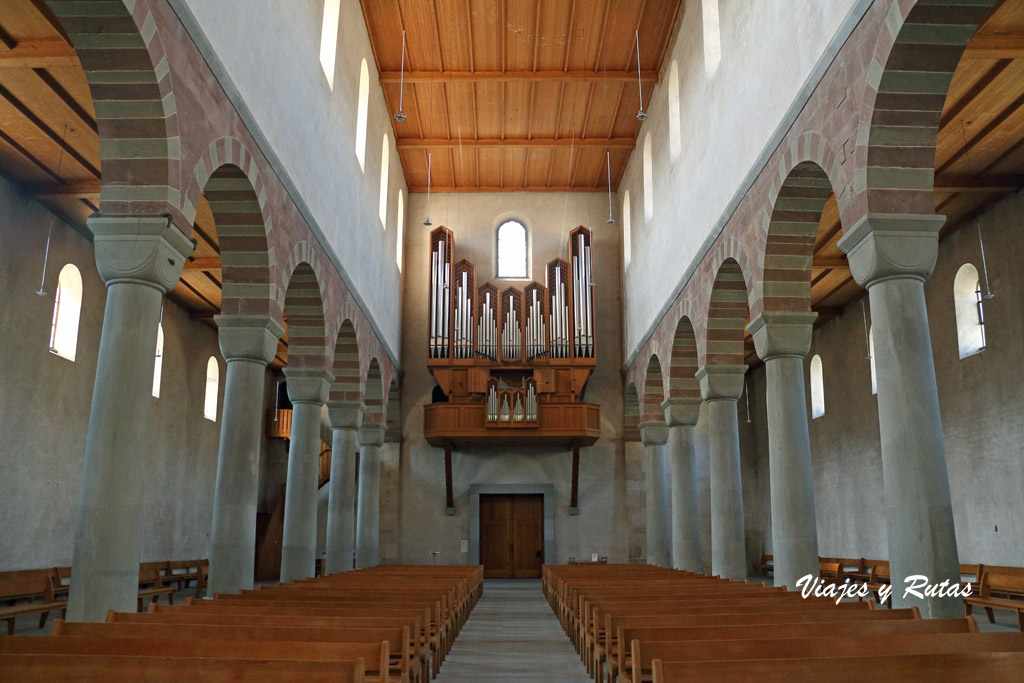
[183,257,222,271]
[960,32,1024,59]
[935,174,1024,193]
[408,185,616,193]
[379,70,658,84]
[812,256,848,269]
[0,41,78,68]
[398,137,635,149]
[24,180,100,199]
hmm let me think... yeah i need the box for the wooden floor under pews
[545,564,1024,682]
[0,566,483,682]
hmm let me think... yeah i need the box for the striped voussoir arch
[329,319,362,404]
[48,0,181,220]
[669,316,701,401]
[705,258,749,367]
[282,254,329,371]
[761,160,834,314]
[864,0,997,215]
[641,355,667,423]
[624,383,641,442]
[363,359,385,426]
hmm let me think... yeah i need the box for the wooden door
[480,494,544,579]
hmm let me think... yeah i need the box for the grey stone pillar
[325,401,364,574]
[280,367,332,583]
[67,216,193,622]
[662,398,703,573]
[839,213,961,618]
[207,315,284,595]
[697,364,747,581]
[356,423,387,568]
[749,312,819,590]
[639,421,671,567]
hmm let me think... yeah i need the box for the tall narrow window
[810,354,824,419]
[378,134,390,228]
[396,190,405,269]
[643,133,654,223]
[319,0,341,88]
[152,322,164,398]
[869,326,877,395]
[204,356,219,421]
[954,263,986,359]
[497,220,527,278]
[668,60,681,160]
[622,191,632,268]
[355,58,369,170]
[702,0,721,79]
[49,263,82,362]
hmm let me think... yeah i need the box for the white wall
[175,0,407,355]
[618,0,859,358]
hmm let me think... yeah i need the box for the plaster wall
[618,0,860,358]
[746,188,1024,566]
[174,0,407,354]
[0,177,253,570]
[396,192,629,565]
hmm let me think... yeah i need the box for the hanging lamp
[394,30,407,121]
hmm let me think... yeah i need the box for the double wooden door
[480,494,544,578]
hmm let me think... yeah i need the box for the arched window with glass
[643,133,654,223]
[497,220,528,279]
[378,134,390,228]
[869,325,877,395]
[204,356,220,421]
[954,263,986,359]
[668,60,681,160]
[49,263,83,362]
[622,191,632,268]
[152,322,164,398]
[810,354,824,419]
[355,58,369,170]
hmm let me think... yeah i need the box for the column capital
[837,213,945,288]
[358,422,388,447]
[638,421,669,446]
[696,364,746,401]
[661,397,701,427]
[328,401,365,430]
[283,367,332,404]
[748,311,817,361]
[88,214,195,292]
[216,315,285,365]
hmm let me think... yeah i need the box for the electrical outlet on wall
[461,540,468,553]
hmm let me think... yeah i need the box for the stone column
[356,423,388,568]
[280,367,332,583]
[638,421,671,567]
[839,213,961,617]
[207,315,284,595]
[696,365,747,581]
[662,398,703,573]
[325,401,364,574]
[67,216,193,622]
[749,312,819,590]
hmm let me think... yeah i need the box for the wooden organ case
[423,226,601,513]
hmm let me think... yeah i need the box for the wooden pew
[136,568,175,611]
[0,577,66,635]
[965,568,1024,630]
[752,554,773,576]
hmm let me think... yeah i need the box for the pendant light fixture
[606,151,615,224]
[394,29,407,121]
[423,151,433,226]
[635,29,647,121]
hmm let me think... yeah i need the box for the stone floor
[436,579,590,682]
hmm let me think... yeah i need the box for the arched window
[702,0,721,79]
[355,58,369,170]
[378,134,390,228]
[497,220,527,278]
[668,60,681,160]
[203,356,219,421]
[869,325,877,395]
[48,263,82,362]
[643,133,654,223]
[622,191,632,268]
[152,322,164,398]
[954,263,986,359]
[396,189,405,269]
[318,0,340,88]
[810,354,824,419]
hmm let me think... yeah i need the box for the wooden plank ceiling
[745,0,1024,366]
[359,0,683,192]
[0,1,289,366]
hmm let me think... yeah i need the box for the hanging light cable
[861,299,871,361]
[37,125,72,296]
[606,151,615,224]
[977,221,995,299]
[635,29,647,121]
[394,29,407,121]
[423,152,433,226]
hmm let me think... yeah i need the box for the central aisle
[436,579,590,682]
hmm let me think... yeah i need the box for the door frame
[468,484,556,567]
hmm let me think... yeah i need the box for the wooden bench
[136,568,175,611]
[163,559,208,598]
[0,577,66,635]
[0,653,365,682]
[752,554,773,576]
[965,568,1024,630]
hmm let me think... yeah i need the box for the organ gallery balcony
[423,401,600,447]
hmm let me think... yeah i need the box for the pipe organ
[423,225,601,448]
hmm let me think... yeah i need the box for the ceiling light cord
[635,29,647,121]
[395,30,407,121]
